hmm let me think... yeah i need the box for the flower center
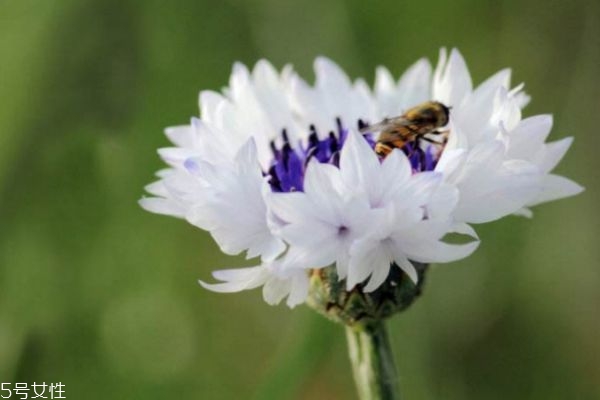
[266,117,444,193]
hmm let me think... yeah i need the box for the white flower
[141,48,582,307]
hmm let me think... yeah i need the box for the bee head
[432,101,451,126]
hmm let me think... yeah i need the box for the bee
[360,101,450,158]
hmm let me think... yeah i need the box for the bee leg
[442,130,450,145]
[431,129,450,145]
[419,136,445,147]
[419,136,439,144]
[421,130,449,146]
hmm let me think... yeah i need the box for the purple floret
[266,118,440,193]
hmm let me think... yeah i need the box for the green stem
[345,321,400,400]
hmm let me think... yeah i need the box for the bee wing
[359,116,412,133]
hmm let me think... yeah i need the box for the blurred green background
[1,0,598,399]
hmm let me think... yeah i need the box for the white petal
[443,119,470,153]
[455,161,541,223]
[286,273,310,308]
[432,48,447,97]
[505,115,553,160]
[336,251,351,280]
[450,141,543,223]
[303,161,344,222]
[186,139,284,261]
[433,48,473,107]
[363,260,391,292]
[340,131,382,205]
[392,254,419,284]
[513,207,534,218]
[405,239,479,265]
[398,224,480,264]
[363,242,393,293]
[428,182,459,220]
[340,131,380,185]
[190,118,238,163]
[288,74,332,136]
[229,62,251,94]
[212,267,262,281]
[380,149,412,185]
[377,150,412,206]
[315,56,352,97]
[534,137,573,173]
[144,180,169,197]
[348,239,391,290]
[199,265,270,293]
[375,58,432,117]
[491,86,522,132]
[199,90,226,123]
[396,171,442,209]
[375,66,395,93]
[435,148,466,178]
[314,57,358,125]
[280,221,338,249]
[248,236,286,262]
[251,60,302,142]
[283,243,338,271]
[165,125,196,148]
[263,277,292,305]
[158,147,201,168]
[455,71,511,145]
[374,66,397,117]
[527,174,584,206]
[514,91,531,109]
[138,198,186,218]
[396,58,432,110]
[451,222,479,240]
[268,192,318,223]
[474,68,511,95]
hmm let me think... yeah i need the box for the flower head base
[308,262,427,326]
[140,49,583,313]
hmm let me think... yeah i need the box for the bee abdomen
[375,138,409,157]
[374,142,394,157]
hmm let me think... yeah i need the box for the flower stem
[345,321,400,400]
